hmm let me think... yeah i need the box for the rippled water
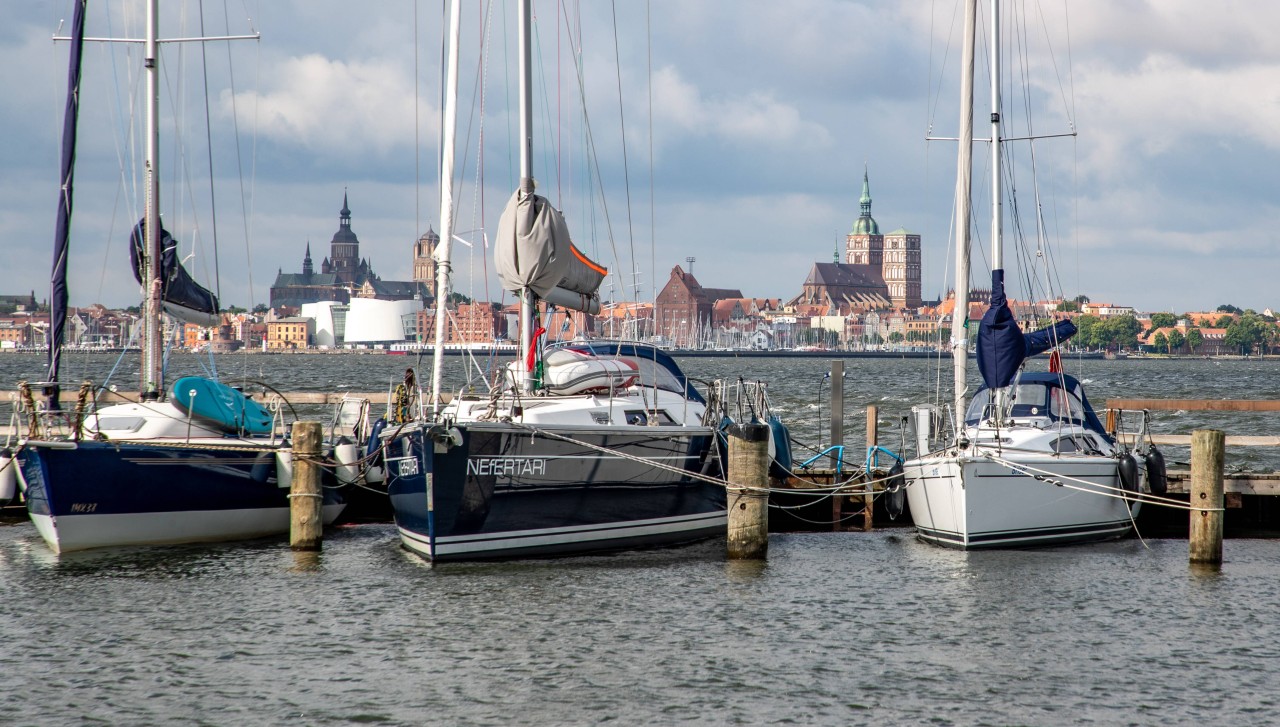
[2,523,1278,725]
[3,352,1279,724]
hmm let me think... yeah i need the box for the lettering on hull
[467,458,547,478]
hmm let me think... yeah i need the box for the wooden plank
[1165,470,1280,496]
[1116,433,1280,447]
[0,389,390,405]
[1107,398,1280,412]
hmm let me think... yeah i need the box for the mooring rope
[981,452,1223,513]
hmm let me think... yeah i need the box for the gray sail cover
[495,187,606,309]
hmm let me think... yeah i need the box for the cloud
[222,53,438,158]
[650,66,831,150]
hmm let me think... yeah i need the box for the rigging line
[197,0,220,300]
[609,0,639,304]
[219,0,256,311]
[925,0,962,139]
[555,4,624,296]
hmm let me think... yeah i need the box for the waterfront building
[655,265,742,347]
[843,168,922,309]
[269,194,430,311]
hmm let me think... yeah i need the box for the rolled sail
[129,220,220,327]
[495,186,606,314]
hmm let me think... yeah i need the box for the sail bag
[494,185,606,314]
[129,220,221,327]
[976,269,1076,389]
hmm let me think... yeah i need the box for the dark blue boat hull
[387,423,725,561]
[18,441,344,552]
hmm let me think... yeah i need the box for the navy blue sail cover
[46,0,87,395]
[976,269,1076,389]
[129,219,220,322]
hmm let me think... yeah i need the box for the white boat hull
[29,504,346,554]
[904,453,1135,549]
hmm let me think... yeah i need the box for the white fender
[334,442,360,485]
[275,450,294,490]
[0,449,16,502]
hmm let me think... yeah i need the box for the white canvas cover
[494,186,606,310]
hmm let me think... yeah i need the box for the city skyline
[2,2,1278,314]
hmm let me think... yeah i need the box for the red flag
[1048,349,1062,373]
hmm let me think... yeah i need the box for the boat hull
[18,440,345,553]
[387,422,725,561]
[903,453,1134,549]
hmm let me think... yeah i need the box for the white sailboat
[902,0,1140,548]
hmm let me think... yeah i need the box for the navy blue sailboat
[377,0,726,561]
[16,0,342,553]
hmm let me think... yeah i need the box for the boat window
[1048,386,1085,421]
[1050,436,1080,453]
[624,409,675,426]
[94,417,146,432]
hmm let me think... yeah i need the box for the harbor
[4,353,1280,723]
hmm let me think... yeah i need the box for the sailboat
[13,0,344,553]
[902,0,1139,549]
[379,0,728,561]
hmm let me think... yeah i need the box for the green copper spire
[859,165,872,212]
[850,164,880,235]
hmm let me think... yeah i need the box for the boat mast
[951,0,977,427]
[989,0,1005,418]
[430,0,462,414]
[141,0,163,399]
[517,0,537,393]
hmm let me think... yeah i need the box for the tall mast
[141,0,163,399]
[989,0,1006,418]
[951,0,977,426]
[430,0,462,414]
[516,0,537,393]
[990,0,1003,272]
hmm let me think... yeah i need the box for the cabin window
[624,410,675,426]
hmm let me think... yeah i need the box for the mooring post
[829,360,845,529]
[727,422,770,559]
[1189,428,1225,565]
[290,421,324,551]
[864,404,877,532]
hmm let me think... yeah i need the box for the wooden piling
[829,361,844,529]
[727,422,770,560]
[1189,429,1225,565]
[290,421,324,551]
[864,405,877,532]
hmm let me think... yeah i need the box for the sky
[3,0,1279,315]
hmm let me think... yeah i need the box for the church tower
[302,241,313,276]
[413,226,440,301]
[327,192,361,285]
[845,168,884,267]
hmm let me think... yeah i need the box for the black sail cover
[129,219,220,327]
[494,185,606,314]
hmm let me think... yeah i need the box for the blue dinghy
[171,376,274,436]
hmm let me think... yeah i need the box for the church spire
[340,190,351,228]
[859,164,872,217]
[302,240,313,276]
